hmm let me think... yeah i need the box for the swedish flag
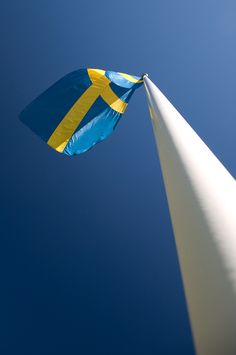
[20,69,143,156]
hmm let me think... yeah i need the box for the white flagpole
[144,76,236,355]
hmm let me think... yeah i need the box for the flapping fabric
[20,69,143,156]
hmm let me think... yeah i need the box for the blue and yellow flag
[20,68,143,156]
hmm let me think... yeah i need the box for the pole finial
[141,73,149,79]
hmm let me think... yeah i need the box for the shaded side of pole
[144,76,236,355]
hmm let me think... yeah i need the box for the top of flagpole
[141,73,149,80]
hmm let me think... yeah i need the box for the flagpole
[144,76,236,355]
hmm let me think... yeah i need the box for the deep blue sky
[1,1,236,354]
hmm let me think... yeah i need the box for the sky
[1,1,236,354]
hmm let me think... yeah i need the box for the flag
[20,69,143,156]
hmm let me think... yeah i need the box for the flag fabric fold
[20,69,143,156]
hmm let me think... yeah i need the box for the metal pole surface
[144,76,236,355]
